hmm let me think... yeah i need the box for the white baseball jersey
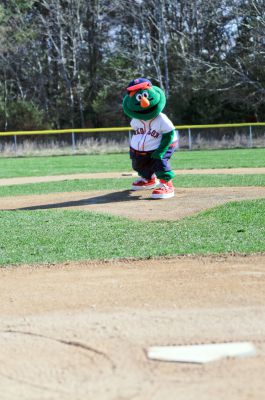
[130,113,178,151]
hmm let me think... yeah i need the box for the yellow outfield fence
[0,122,265,152]
[0,126,131,136]
[1,122,265,136]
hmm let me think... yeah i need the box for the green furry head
[122,85,166,121]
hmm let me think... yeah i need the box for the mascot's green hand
[151,130,175,160]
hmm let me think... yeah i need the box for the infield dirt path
[1,167,265,186]
[0,168,264,400]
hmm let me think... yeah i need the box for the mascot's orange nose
[140,96,150,108]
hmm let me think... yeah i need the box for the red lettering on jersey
[135,128,145,135]
[149,130,159,138]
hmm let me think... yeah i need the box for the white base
[147,342,256,364]
[151,191,175,199]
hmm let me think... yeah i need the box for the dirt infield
[0,256,265,400]
[0,169,265,399]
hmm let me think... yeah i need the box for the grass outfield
[0,148,265,178]
[0,148,264,266]
[0,174,265,197]
[0,199,264,265]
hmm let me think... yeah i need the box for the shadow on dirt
[13,190,144,211]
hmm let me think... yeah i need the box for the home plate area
[0,255,265,400]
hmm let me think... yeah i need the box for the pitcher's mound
[1,186,265,220]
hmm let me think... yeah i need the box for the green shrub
[0,100,49,131]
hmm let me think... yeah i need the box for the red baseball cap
[127,78,152,92]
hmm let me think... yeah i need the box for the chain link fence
[0,124,264,156]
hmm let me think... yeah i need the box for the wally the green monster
[122,77,178,199]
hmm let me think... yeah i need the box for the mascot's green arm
[151,130,175,159]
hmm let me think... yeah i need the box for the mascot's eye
[136,93,142,102]
[142,91,149,98]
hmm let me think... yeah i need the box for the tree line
[0,0,264,132]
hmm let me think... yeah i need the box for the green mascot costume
[122,77,178,199]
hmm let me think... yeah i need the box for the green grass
[0,199,264,266]
[0,174,264,197]
[0,148,264,178]
[0,148,264,266]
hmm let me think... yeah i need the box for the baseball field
[0,148,265,400]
